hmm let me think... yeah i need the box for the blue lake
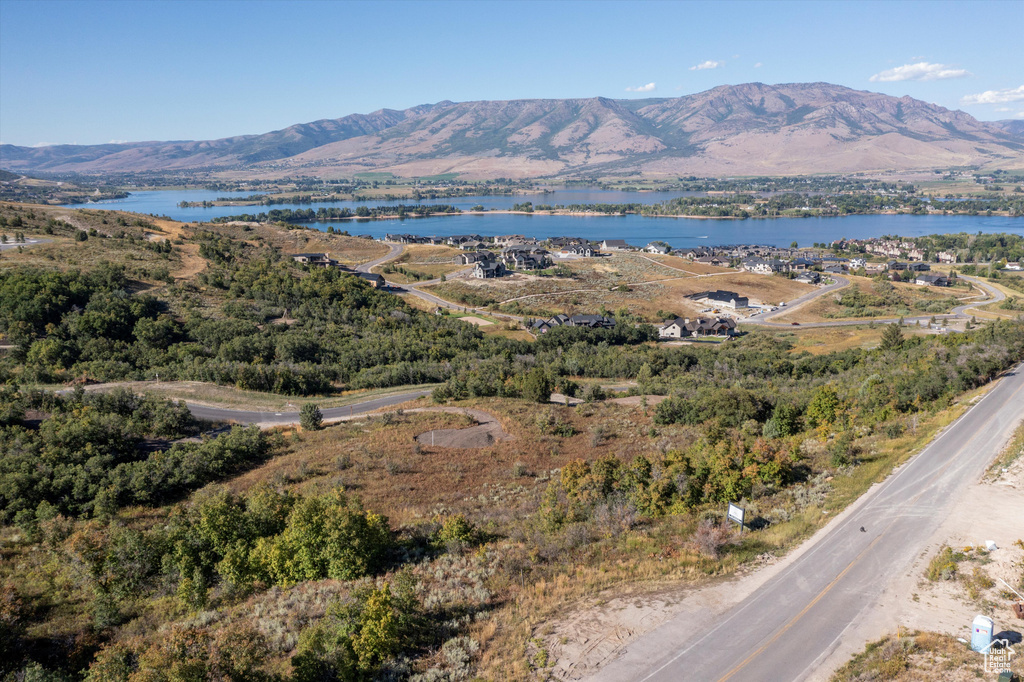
[64,190,1024,249]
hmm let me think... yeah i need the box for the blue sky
[1,0,1022,146]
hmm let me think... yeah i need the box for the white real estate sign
[727,503,745,530]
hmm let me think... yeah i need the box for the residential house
[908,263,931,272]
[531,313,615,333]
[888,261,908,271]
[601,239,631,251]
[456,251,495,265]
[355,272,385,288]
[473,262,505,279]
[385,233,428,244]
[695,255,726,267]
[493,235,535,247]
[822,265,846,275]
[1005,262,1022,271]
[503,252,545,270]
[915,274,949,287]
[644,243,671,255]
[849,258,867,270]
[659,317,737,339]
[742,257,787,275]
[795,271,821,284]
[691,290,749,309]
[291,252,335,267]
[447,234,486,247]
[564,244,596,257]
[937,251,958,264]
[567,314,616,328]
[790,257,819,271]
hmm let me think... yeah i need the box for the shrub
[522,368,552,403]
[925,546,964,581]
[693,518,734,559]
[300,403,323,431]
[434,513,477,553]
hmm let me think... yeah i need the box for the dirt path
[413,407,511,448]
[148,218,206,280]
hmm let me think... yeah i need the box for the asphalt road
[592,363,1024,682]
[356,242,403,273]
[0,237,50,251]
[742,275,1002,330]
[747,275,850,325]
[185,388,434,426]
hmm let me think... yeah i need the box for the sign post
[727,502,745,533]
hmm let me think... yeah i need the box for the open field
[204,222,388,266]
[424,253,813,320]
[225,398,658,527]
[0,202,188,286]
[372,242,466,282]
[772,275,973,324]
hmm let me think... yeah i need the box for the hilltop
[2,83,1023,178]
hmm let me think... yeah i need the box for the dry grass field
[203,223,388,266]
[226,398,659,527]
[425,253,814,320]
[372,243,467,282]
[773,275,971,324]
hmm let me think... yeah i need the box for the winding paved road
[592,363,1024,682]
[0,237,50,251]
[742,275,1003,330]
[184,388,434,426]
[356,241,404,273]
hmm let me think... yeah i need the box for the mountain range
[3,83,1022,179]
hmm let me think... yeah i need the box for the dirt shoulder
[813,425,1024,681]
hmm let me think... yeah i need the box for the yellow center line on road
[714,534,885,682]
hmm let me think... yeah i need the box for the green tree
[300,403,323,431]
[805,385,841,430]
[252,490,391,586]
[880,323,904,351]
[636,362,654,391]
[522,368,551,403]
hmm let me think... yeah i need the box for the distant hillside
[0,103,445,173]
[992,120,1024,137]
[3,83,1022,178]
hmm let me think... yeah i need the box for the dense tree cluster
[0,387,270,523]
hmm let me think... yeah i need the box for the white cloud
[625,82,656,93]
[754,62,763,68]
[960,85,1024,105]
[1016,111,1024,118]
[108,139,128,144]
[995,106,1012,112]
[869,61,970,82]
[690,60,722,71]
[31,142,58,148]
